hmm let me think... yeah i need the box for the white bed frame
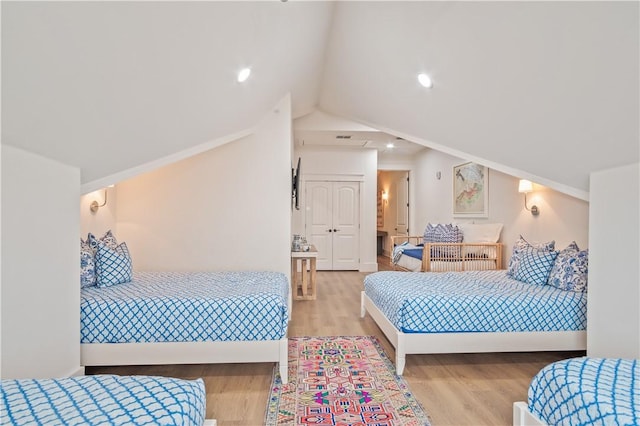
[513,402,547,426]
[360,292,586,375]
[82,338,289,384]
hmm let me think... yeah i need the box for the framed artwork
[453,162,488,218]
[377,190,384,228]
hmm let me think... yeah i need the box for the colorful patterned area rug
[265,336,431,425]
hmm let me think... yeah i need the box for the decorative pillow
[423,223,463,257]
[507,235,555,277]
[513,247,559,285]
[87,230,118,253]
[423,223,462,243]
[80,238,95,288]
[458,223,503,257]
[95,241,133,287]
[458,223,503,243]
[547,242,589,292]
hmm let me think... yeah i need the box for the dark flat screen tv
[292,158,301,210]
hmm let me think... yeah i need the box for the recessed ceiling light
[237,68,251,83]
[386,143,395,149]
[418,73,433,88]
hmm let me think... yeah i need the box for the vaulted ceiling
[3,1,638,200]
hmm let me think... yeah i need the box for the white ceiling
[293,109,425,159]
[296,129,425,160]
[2,1,638,199]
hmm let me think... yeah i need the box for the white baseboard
[67,366,85,377]
[359,262,378,272]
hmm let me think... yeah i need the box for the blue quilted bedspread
[81,271,289,343]
[364,270,586,333]
[528,357,639,425]
[0,375,206,425]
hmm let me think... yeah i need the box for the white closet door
[306,182,333,270]
[305,181,360,271]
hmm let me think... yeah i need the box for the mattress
[364,270,586,333]
[528,357,639,425]
[81,271,289,343]
[0,374,206,425]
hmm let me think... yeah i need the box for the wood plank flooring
[86,258,584,425]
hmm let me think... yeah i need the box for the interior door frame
[301,174,364,271]
[377,166,417,244]
[394,171,410,236]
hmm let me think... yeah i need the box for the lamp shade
[518,179,533,193]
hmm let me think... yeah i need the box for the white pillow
[458,223,503,257]
[459,223,503,243]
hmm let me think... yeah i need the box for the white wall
[292,146,378,272]
[1,145,82,379]
[412,149,590,263]
[588,162,640,358]
[111,96,292,275]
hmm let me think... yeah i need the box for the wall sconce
[381,191,389,204]
[90,185,114,213]
[518,179,539,216]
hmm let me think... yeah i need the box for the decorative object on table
[265,335,431,426]
[453,162,488,218]
[292,235,302,252]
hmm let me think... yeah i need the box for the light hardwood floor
[87,258,584,425]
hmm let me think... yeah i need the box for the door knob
[326,229,333,232]
[333,229,340,232]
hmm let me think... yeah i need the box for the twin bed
[360,254,639,425]
[81,270,290,384]
[1,374,215,425]
[1,270,290,425]
[392,238,503,272]
[513,357,639,425]
[361,269,587,375]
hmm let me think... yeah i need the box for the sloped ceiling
[2,1,334,183]
[320,1,639,199]
[3,1,638,199]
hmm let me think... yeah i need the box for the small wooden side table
[291,246,318,300]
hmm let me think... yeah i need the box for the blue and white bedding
[81,271,288,343]
[0,374,206,425]
[528,357,639,425]
[364,270,586,333]
[392,243,423,264]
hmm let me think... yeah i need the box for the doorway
[377,170,410,257]
[305,181,360,270]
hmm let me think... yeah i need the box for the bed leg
[396,333,406,376]
[396,354,406,376]
[360,292,366,318]
[513,402,527,426]
[279,337,288,384]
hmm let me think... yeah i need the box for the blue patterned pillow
[513,248,559,285]
[95,241,132,287]
[423,223,463,257]
[423,223,463,243]
[507,235,555,277]
[87,230,118,253]
[80,239,95,288]
[547,242,589,292]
